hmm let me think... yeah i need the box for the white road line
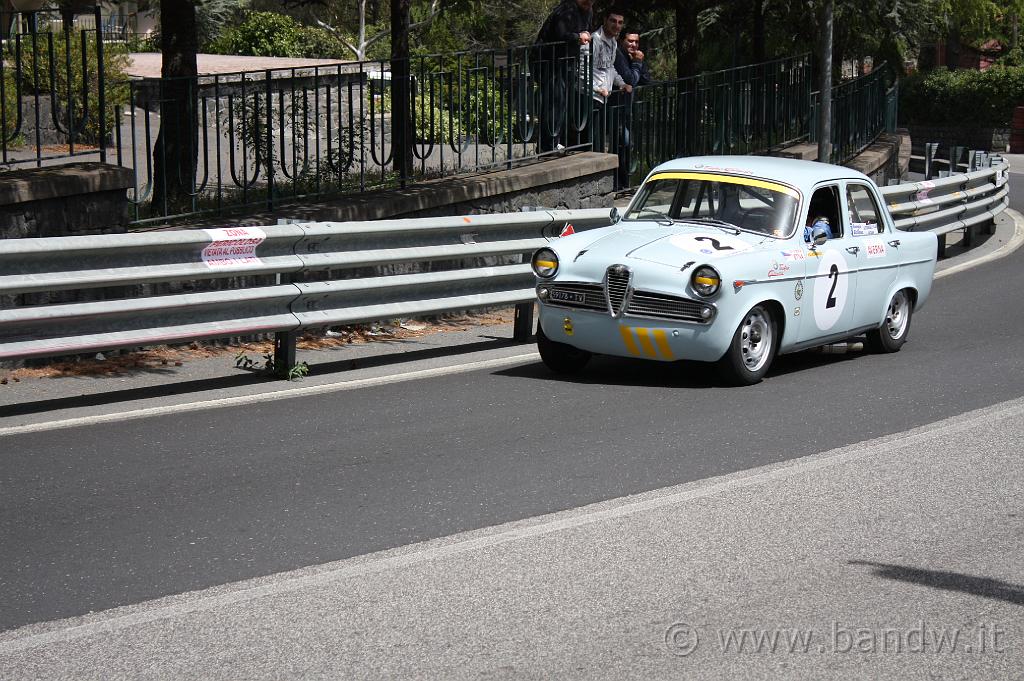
[0,353,539,438]
[934,208,1024,279]
[2,395,1021,653]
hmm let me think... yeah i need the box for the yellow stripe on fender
[652,329,674,360]
[619,326,641,356]
[635,327,658,358]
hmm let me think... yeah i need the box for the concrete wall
[175,152,620,231]
[0,162,134,239]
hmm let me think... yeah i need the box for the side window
[805,185,842,241]
[845,184,884,236]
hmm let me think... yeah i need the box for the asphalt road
[1,174,1023,678]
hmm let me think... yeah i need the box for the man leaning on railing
[590,6,631,157]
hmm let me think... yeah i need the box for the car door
[797,183,859,344]
[843,182,899,331]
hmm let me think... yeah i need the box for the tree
[313,0,441,61]
[152,0,199,215]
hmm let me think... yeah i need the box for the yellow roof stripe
[649,172,800,199]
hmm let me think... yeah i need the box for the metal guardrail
[880,154,1009,255]
[0,208,612,369]
[0,162,1008,371]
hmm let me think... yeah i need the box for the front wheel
[866,289,913,353]
[717,304,777,385]
[536,326,592,374]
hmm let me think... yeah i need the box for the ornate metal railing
[0,6,116,168]
[600,54,813,186]
[1,15,894,226]
[810,64,897,164]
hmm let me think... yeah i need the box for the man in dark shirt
[614,32,653,90]
[533,0,594,152]
[609,31,652,189]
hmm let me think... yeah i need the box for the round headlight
[691,265,721,297]
[532,248,559,278]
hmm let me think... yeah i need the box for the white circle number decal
[812,250,849,331]
[668,233,753,257]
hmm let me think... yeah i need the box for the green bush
[900,66,1024,128]
[14,31,131,145]
[2,68,18,143]
[208,12,344,59]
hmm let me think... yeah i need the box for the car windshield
[623,172,801,238]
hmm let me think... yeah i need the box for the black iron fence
[1,10,892,225]
[810,64,898,164]
[1,6,117,168]
[601,54,813,186]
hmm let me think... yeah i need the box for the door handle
[888,239,901,247]
[846,246,860,255]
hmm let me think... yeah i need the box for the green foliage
[900,65,1024,127]
[383,72,518,144]
[208,11,345,58]
[1,67,18,144]
[14,32,131,144]
[233,350,309,380]
[287,361,310,380]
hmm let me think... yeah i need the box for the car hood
[573,223,774,269]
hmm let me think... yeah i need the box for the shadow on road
[1,338,522,418]
[851,560,1024,606]
[497,346,862,388]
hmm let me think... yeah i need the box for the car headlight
[691,265,721,297]
[532,248,559,278]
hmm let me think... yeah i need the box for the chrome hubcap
[740,308,772,371]
[885,290,909,340]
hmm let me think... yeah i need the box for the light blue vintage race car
[531,156,938,384]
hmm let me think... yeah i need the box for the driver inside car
[804,214,833,243]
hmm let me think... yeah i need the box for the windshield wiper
[631,209,674,226]
[690,217,740,234]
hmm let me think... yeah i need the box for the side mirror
[812,226,828,246]
[610,207,620,224]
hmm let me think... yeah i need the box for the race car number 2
[812,249,849,331]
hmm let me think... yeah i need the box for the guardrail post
[963,221,975,248]
[273,328,298,379]
[936,233,947,259]
[274,266,298,379]
[924,142,938,179]
[950,145,964,174]
[513,302,535,342]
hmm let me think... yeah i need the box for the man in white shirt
[588,9,631,172]
[591,10,631,106]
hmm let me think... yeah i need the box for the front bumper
[537,303,730,362]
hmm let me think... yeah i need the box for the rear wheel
[866,289,912,353]
[718,304,777,385]
[536,326,591,374]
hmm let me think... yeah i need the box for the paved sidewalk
[125,53,353,79]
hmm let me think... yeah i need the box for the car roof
[647,156,873,195]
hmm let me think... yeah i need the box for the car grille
[542,271,711,324]
[543,282,606,311]
[626,291,707,323]
[605,265,630,315]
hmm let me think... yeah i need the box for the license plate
[550,289,586,303]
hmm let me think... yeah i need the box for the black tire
[866,289,913,353]
[536,326,591,374]
[717,303,777,385]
